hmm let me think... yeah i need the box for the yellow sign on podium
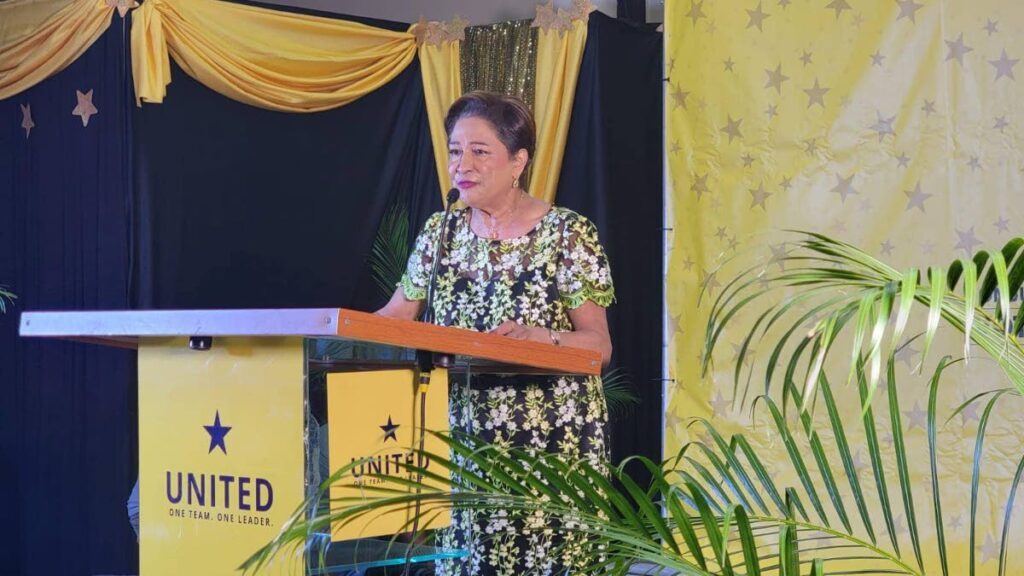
[327,369,451,541]
[138,337,305,575]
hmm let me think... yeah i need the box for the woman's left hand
[489,320,547,343]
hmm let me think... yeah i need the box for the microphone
[422,188,460,325]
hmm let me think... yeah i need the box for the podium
[19,308,600,575]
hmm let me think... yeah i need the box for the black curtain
[558,12,664,478]
[132,7,441,312]
[616,0,647,24]
[0,16,137,575]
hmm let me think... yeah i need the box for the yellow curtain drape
[0,0,114,100]
[130,0,416,112]
[419,39,462,200]
[530,21,587,204]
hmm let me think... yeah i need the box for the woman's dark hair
[444,91,536,163]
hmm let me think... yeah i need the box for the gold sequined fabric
[460,20,537,111]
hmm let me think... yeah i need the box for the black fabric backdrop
[558,12,664,475]
[0,17,137,574]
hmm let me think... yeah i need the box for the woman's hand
[489,320,549,343]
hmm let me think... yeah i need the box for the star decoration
[750,181,771,210]
[896,152,911,167]
[831,218,848,234]
[870,111,896,141]
[968,155,982,170]
[746,1,771,31]
[691,173,710,198]
[670,84,690,109]
[949,514,963,530]
[687,0,706,25]
[803,78,829,108]
[380,416,400,442]
[989,49,1019,81]
[72,89,98,127]
[765,103,778,119]
[681,255,696,271]
[994,216,1010,233]
[903,401,928,430]
[778,0,791,7]
[721,115,743,143]
[958,395,981,423]
[880,239,895,256]
[955,226,982,254]
[769,243,788,270]
[994,115,1009,132]
[20,103,34,138]
[831,172,857,203]
[826,0,851,19]
[895,0,923,23]
[727,235,740,251]
[204,411,232,454]
[701,269,722,294]
[742,153,756,168]
[666,57,676,76]
[779,176,792,190]
[921,240,936,255]
[714,226,729,240]
[106,0,138,18]
[800,50,813,66]
[871,51,885,66]
[921,99,937,116]
[851,450,871,474]
[904,181,932,212]
[945,33,973,65]
[852,12,865,28]
[764,63,789,93]
[724,57,735,72]
[984,19,999,36]
[804,138,820,155]
[670,140,682,155]
[706,20,717,34]
[979,534,1000,564]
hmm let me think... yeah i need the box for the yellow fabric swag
[0,0,114,100]
[131,0,416,112]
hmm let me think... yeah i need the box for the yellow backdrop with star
[666,0,1023,573]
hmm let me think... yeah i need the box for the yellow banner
[138,337,305,575]
[327,369,450,541]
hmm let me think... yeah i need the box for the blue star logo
[204,411,232,454]
[380,416,399,443]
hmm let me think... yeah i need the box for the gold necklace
[480,191,525,240]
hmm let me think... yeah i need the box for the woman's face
[448,116,526,209]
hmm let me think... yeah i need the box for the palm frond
[369,201,411,302]
[0,285,16,314]
[603,367,640,419]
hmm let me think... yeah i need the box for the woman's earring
[513,176,520,190]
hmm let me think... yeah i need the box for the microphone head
[446,188,460,205]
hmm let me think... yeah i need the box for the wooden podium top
[19,308,601,376]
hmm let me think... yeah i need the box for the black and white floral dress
[400,206,615,576]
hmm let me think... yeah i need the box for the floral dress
[400,206,615,576]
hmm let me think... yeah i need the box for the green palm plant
[245,232,1024,575]
[0,285,15,314]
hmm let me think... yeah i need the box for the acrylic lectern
[19,308,600,575]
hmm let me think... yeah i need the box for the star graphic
[769,243,788,270]
[696,96,708,111]
[896,0,923,22]
[804,138,820,155]
[670,84,689,109]
[670,141,682,155]
[871,111,896,142]
[904,182,932,212]
[921,240,936,255]
[994,115,1009,132]
[871,51,885,66]
[989,49,1019,81]
[858,197,873,213]
[701,269,722,294]
[20,103,34,138]
[954,226,982,254]
[831,173,857,203]
[72,89,98,127]
[994,216,1010,233]
[831,218,848,234]
[949,514,964,530]
[780,176,793,190]
[826,0,851,19]
[681,255,695,271]
[721,115,743,143]
[714,226,729,240]
[851,450,871,474]
[746,1,770,31]
[896,152,911,167]
[765,103,778,119]
[800,50,813,66]
[706,20,717,34]
[204,411,232,454]
[903,401,928,430]
[687,0,706,25]
[380,416,400,442]
[750,181,771,210]
[880,239,895,256]
[959,396,981,423]
[803,78,829,108]
[984,19,999,36]
[692,173,710,198]
[945,33,973,65]
[709,390,731,418]
[852,12,865,28]
[723,57,735,72]
[666,57,676,76]
[727,235,740,251]
[764,63,789,93]
[968,155,982,171]
[779,0,791,7]
[979,534,1000,564]
[921,99,936,116]
[742,153,756,168]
